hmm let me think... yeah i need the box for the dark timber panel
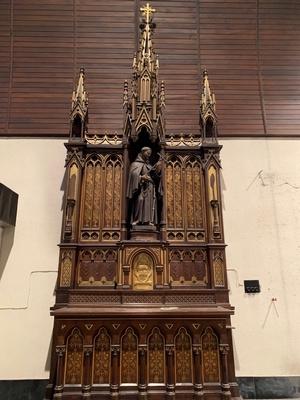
[260,0,300,136]
[198,0,265,137]
[0,0,10,135]
[75,0,135,133]
[0,0,300,137]
[146,0,200,135]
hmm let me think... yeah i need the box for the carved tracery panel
[64,328,83,385]
[175,327,193,384]
[169,248,208,286]
[201,327,220,383]
[77,248,117,286]
[148,327,165,384]
[93,327,111,384]
[80,154,122,242]
[120,327,138,384]
[166,155,205,242]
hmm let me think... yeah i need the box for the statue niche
[126,128,163,238]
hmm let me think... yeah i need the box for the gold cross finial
[140,3,156,23]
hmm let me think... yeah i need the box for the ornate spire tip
[140,3,156,23]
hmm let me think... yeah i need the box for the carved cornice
[166,134,201,148]
[84,132,122,146]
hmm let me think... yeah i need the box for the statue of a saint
[127,147,162,226]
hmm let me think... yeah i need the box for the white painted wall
[0,139,65,379]
[0,138,299,379]
[221,139,300,377]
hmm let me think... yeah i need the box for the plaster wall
[0,138,299,379]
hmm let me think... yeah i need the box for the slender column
[122,265,131,288]
[82,345,93,396]
[155,265,164,288]
[110,345,120,394]
[138,345,147,393]
[54,346,66,398]
[193,345,204,397]
[166,345,175,395]
[121,142,129,240]
[220,344,231,399]
[159,143,167,241]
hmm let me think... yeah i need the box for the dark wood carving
[46,4,241,400]
[175,328,193,384]
[93,328,111,384]
[121,328,138,385]
[64,328,83,385]
[201,327,221,384]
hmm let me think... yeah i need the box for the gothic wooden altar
[46,4,241,399]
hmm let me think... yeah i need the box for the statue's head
[140,146,152,161]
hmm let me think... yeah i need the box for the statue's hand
[141,174,151,182]
[154,161,162,173]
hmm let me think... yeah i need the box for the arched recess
[205,117,215,139]
[71,114,82,138]
[92,327,111,384]
[207,163,221,239]
[147,327,165,384]
[64,328,84,385]
[174,327,193,384]
[132,251,154,290]
[201,327,220,383]
[120,327,138,384]
[68,163,79,200]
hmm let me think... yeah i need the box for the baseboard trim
[237,377,300,399]
[0,377,299,399]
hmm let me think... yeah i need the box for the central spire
[138,3,156,71]
[140,2,156,23]
[123,3,165,143]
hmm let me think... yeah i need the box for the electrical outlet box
[244,280,260,293]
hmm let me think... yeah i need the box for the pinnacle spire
[123,3,165,143]
[70,68,88,139]
[200,69,218,142]
[71,67,88,116]
[201,69,216,115]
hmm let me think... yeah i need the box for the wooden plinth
[130,225,159,241]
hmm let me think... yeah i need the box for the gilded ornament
[132,252,154,290]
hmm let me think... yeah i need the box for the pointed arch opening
[174,327,193,384]
[92,327,111,384]
[120,327,138,384]
[71,114,82,138]
[64,328,84,385]
[201,327,221,383]
[205,117,215,139]
[147,327,165,384]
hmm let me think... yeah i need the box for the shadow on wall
[44,336,53,373]
[0,225,15,280]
